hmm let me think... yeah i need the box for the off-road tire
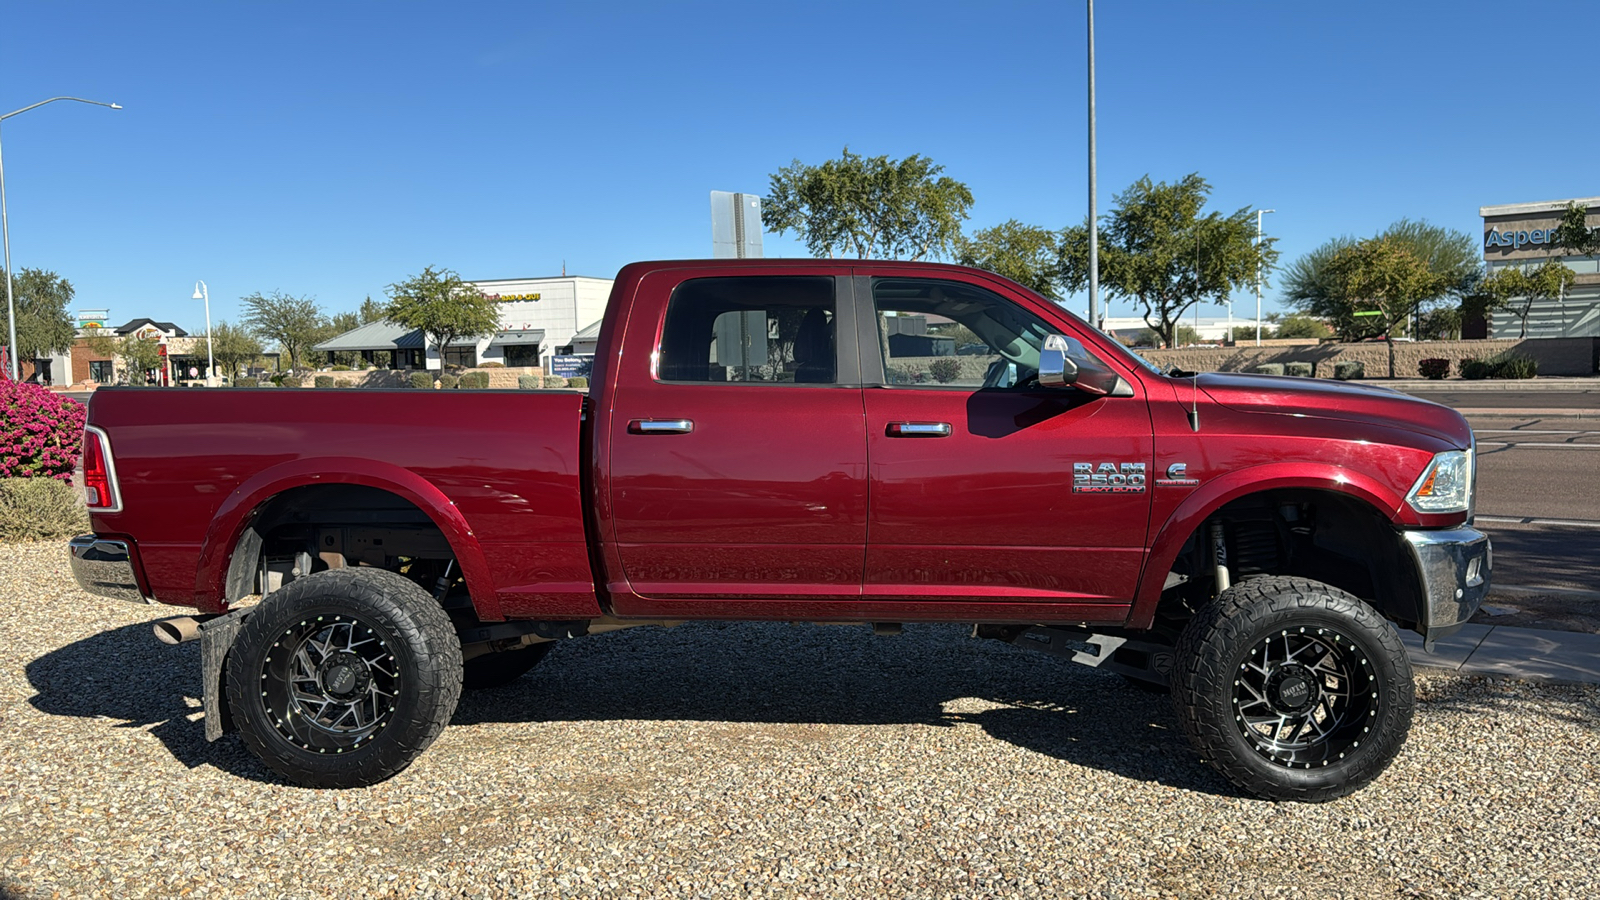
[462,643,554,690]
[1171,576,1414,802]
[226,568,463,788]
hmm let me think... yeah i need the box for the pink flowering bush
[0,379,86,481]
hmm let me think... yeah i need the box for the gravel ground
[3,540,1599,899]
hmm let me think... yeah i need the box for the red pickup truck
[69,259,1489,801]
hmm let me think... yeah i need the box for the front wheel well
[1151,489,1424,635]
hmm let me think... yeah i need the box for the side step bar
[997,625,1175,690]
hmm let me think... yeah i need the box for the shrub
[314,375,335,388]
[518,375,540,390]
[1250,363,1285,376]
[0,477,89,541]
[480,362,505,368]
[567,376,589,390]
[330,365,351,372]
[1491,353,1537,379]
[234,376,259,388]
[1456,358,1474,377]
[1284,362,1312,377]
[279,375,303,388]
[459,371,490,389]
[543,376,568,389]
[1460,359,1491,380]
[438,373,460,390]
[1417,358,1449,380]
[929,358,963,383]
[408,371,435,390]
[1332,361,1364,381]
[0,380,87,481]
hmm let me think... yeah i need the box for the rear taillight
[83,426,122,513]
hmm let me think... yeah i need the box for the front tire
[226,568,463,788]
[1171,576,1414,802]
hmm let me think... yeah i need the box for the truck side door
[857,272,1155,617]
[603,269,869,610]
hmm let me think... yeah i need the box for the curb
[1401,624,1600,686]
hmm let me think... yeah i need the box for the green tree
[1275,314,1332,340]
[383,266,498,369]
[955,220,1062,297]
[314,311,363,368]
[1321,238,1454,378]
[1284,220,1478,340]
[1229,324,1272,343]
[1480,260,1577,339]
[1551,200,1600,257]
[116,334,163,385]
[763,148,974,260]
[358,295,387,324]
[1058,173,1276,348]
[241,291,326,372]
[1417,307,1462,341]
[209,320,263,377]
[4,268,76,364]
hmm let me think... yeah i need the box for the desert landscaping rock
[3,540,1599,898]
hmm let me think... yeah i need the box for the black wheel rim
[258,613,401,754]
[1232,625,1377,769]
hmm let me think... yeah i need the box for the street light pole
[193,281,214,386]
[1,96,121,380]
[1255,208,1276,346]
[1086,0,1099,329]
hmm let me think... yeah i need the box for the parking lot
[3,543,1598,899]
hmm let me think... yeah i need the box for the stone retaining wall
[1134,337,1599,379]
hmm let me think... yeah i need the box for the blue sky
[1,1,1592,332]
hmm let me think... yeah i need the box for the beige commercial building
[1480,196,1600,337]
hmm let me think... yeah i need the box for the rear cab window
[657,276,841,385]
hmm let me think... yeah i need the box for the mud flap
[199,608,253,742]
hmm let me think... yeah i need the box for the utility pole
[1087,0,1099,329]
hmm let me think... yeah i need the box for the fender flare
[1125,463,1403,629]
[191,457,502,620]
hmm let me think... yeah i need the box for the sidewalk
[1402,624,1600,685]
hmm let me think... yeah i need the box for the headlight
[1406,449,1473,514]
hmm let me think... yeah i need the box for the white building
[453,275,613,371]
[314,274,614,372]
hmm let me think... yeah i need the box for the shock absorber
[1210,519,1231,594]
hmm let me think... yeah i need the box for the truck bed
[86,387,595,619]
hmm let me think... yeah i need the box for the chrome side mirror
[1039,334,1124,397]
[1038,334,1080,388]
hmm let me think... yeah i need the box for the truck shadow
[453,622,1237,797]
[23,621,271,781]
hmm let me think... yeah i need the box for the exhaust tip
[154,617,202,645]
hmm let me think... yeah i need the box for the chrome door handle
[886,422,951,437]
[628,419,694,435]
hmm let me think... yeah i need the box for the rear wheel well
[1150,489,1422,637]
[224,484,463,608]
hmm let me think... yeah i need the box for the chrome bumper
[68,535,152,604]
[1401,526,1491,640]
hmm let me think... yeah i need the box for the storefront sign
[490,293,542,302]
[551,355,593,378]
[1485,229,1556,249]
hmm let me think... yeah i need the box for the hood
[1194,372,1473,449]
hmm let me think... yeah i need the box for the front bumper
[1401,526,1491,641]
[68,535,152,604]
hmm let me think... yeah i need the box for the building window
[89,360,114,383]
[502,344,540,367]
[443,346,478,368]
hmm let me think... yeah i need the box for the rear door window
[657,276,838,384]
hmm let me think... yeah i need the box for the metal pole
[197,281,215,385]
[2,120,16,381]
[1255,209,1275,346]
[1087,0,1099,329]
[0,97,121,380]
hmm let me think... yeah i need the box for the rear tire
[1171,576,1413,802]
[462,643,554,690]
[226,568,463,788]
